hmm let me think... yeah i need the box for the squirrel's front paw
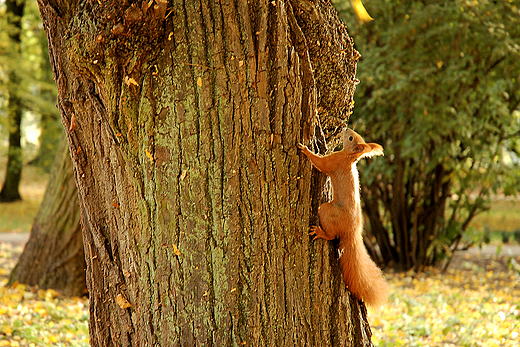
[309,225,335,241]
[297,143,307,150]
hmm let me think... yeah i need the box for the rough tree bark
[9,138,86,297]
[0,0,26,202]
[37,0,373,345]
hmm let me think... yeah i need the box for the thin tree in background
[0,0,26,202]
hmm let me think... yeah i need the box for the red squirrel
[298,128,389,308]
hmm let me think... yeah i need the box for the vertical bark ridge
[205,4,237,346]
[264,4,292,343]
[192,2,223,344]
[143,72,165,347]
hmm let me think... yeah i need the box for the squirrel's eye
[349,136,353,141]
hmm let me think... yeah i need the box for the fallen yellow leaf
[116,294,132,309]
[2,325,13,335]
[173,244,182,256]
[124,76,139,87]
[145,149,154,163]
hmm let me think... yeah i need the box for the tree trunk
[9,138,86,297]
[37,0,373,345]
[0,0,25,202]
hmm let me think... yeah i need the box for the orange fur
[298,128,389,308]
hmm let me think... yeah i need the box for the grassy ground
[469,199,520,244]
[370,253,520,347]
[0,241,518,346]
[0,163,49,234]
[472,199,520,233]
[0,243,89,346]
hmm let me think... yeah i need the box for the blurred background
[334,0,520,271]
[1,0,61,231]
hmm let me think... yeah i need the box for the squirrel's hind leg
[309,202,340,241]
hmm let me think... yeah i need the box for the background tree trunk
[37,0,373,345]
[9,138,86,297]
[0,0,26,202]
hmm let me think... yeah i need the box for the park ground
[0,165,519,346]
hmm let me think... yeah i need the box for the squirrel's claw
[309,225,334,241]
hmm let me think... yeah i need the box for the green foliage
[334,0,520,269]
[0,0,60,169]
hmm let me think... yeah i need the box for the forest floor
[370,246,520,347]
[0,242,89,347]
[0,164,519,346]
[0,239,518,346]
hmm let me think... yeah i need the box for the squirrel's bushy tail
[339,237,389,308]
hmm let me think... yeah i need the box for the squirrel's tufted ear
[358,143,384,159]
